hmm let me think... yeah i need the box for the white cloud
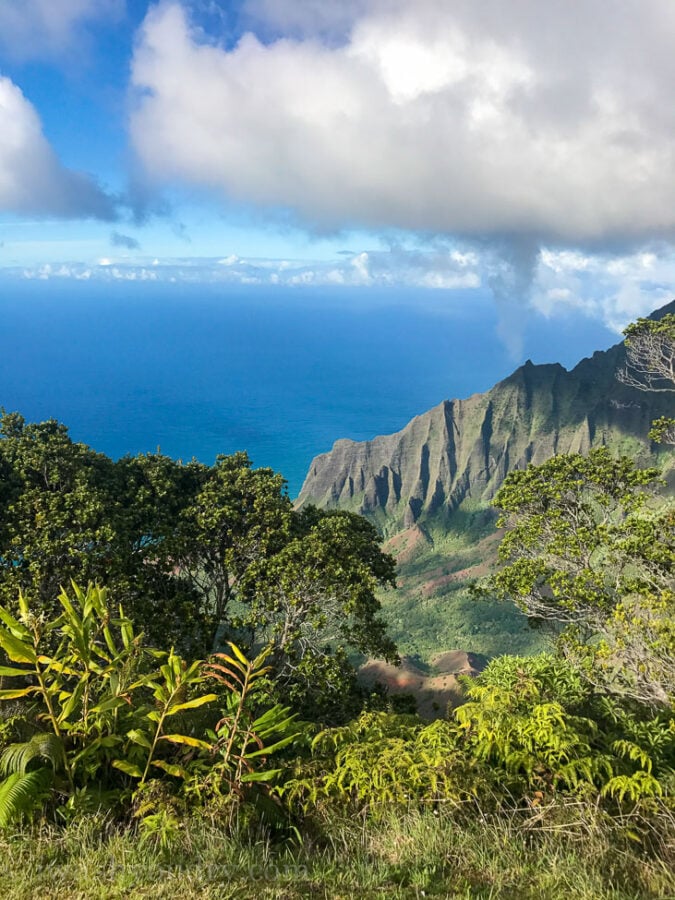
[4,239,673,338]
[0,77,116,218]
[533,248,675,331]
[132,1,675,247]
[5,245,482,290]
[0,0,123,61]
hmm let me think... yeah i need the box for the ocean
[0,281,618,497]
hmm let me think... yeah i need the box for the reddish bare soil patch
[431,650,489,675]
[383,525,430,566]
[359,651,487,720]
[419,560,492,597]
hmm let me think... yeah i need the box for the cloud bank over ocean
[1,0,674,354]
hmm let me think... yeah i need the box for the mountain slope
[298,323,674,537]
[297,305,675,662]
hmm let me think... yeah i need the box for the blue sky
[1,0,675,355]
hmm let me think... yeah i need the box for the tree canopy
[478,447,675,707]
[0,412,398,712]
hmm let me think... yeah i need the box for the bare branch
[618,314,675,393]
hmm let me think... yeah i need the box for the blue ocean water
[0,282,618,496]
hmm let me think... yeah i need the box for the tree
[618,312,675,443]
[0,413,123,612]
[240,509,397,715]
[169,452,292,625]
[0,415,212,654]
[477,448,675,708]
[0,414,399,706]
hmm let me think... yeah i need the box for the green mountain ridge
[297,303,675,661]
[298,311,675,536]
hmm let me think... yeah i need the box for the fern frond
[1,732,64,776]
[0,770,52,827]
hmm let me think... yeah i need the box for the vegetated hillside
[297,302,675,661]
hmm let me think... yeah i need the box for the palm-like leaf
[0,732,65,776]
[0,770,52,827]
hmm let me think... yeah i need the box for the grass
[2,801,673,899]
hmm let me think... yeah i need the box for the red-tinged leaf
[212,678,238,693]
[208,662,244,684]
[211,654,246,675]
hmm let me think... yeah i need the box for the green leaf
[58,679,86,724]
[127,729,152,750]
[240,769,280,783]
[0,688,38,700]
[1,733,64,776]
[0,770,52,827]
[17,593,30,620]
[0,607,24,633]
[227,643,250,667]
[160,734,211,751]
[0,631,36,665]
[166,694,218,716]
[151,760,189,779]
[245,733,298,758]
[0,666,30,678]
[111,759,143,779]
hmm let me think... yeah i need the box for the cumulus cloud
[0,77,117,219]
[132,0,675,247]
[533,248,675,332]
[0,0,123,61]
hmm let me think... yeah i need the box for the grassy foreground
[2,803,674,900]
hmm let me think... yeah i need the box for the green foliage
[169,451,293,624]
[457,655,605,795]
[280,653,675,817]
[0,415,212,654]
[280,710,471,810]
[0,414,123,615]
[0,584,312,829]
[649,415,675,444]
[240,510,398,715]
[197,642,299,805]
[458,655,675,803]
[1,732,64,777]
[0,413,398,697]
[478,448,675,707]
[0,584,218,824]
[0,770,51,827]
